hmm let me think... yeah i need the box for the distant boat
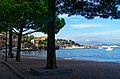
[64,47,73,49]
[64,45,84,49]
[105,47,114,51]
[64,58,72,60]
[98,47,103,49]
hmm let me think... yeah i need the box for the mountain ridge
[77,41,120,45]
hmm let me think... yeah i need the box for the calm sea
[21,48,120,63]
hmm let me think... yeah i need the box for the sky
[32,14,120,43]
[56,14,120,43]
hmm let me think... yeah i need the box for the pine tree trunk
[16,25,23,62]
[8,28,14,58]
[46,0,57,69]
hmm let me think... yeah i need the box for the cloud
[74,29,120,39]
[70,24,102,28]
[58,14,68,18]
[89,29,120,36]
[56,29,120,43]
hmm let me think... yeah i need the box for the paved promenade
[0,50,20,79]
[7,56,120,79]
[1,49,120,79]
[0,61,20,79]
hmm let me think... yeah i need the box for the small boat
[105,47,114,51]
[64,45,85,49]
[64,58,72,60]
[98,47,103,49]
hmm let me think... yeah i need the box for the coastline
[21,48,120,64]
[21,55,120,65]
[6,55,120,79]
[21,52,120,65]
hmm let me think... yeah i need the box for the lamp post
[0,34,2,49]
[5,26,8,62]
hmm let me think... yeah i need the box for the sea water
[21,48,120,63]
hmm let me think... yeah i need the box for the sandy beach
[5,56,120,79]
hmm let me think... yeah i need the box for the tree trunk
[46,0,57,69]
[16,25,23,62]
[8,28,14,58]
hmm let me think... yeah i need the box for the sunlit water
[21,48,120,63]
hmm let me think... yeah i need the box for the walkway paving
[7,56,120,79]
[2,50,120,79]
[0,50,20,79]
[0,62,20,79]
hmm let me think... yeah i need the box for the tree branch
[22,29,42,36]
[23,29,29,32]
[12,28,19,36]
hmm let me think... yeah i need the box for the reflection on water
[21,48,120,63]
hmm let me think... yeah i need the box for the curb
[3,62,26,79]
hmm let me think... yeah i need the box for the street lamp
[5,26,8,62]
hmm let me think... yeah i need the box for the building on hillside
[0,33,18,48]
[0,33,6,48]
[13,38,18,47]
[31,36,47,48]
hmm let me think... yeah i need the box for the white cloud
[85,39,91,42]
[30,32,47,37]
[56,29,120,43]
[74,29,120,40]
[88,29,120,36]
[58,14,68,18]
[70,24,102,28]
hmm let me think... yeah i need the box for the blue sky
[32,14,120,43]
[56,14,120,43]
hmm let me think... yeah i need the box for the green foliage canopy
[56,0,120,19]
[41,17,65,34]
[0,0,65,34]
[0,0,48,33]
[22,35,34,43]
